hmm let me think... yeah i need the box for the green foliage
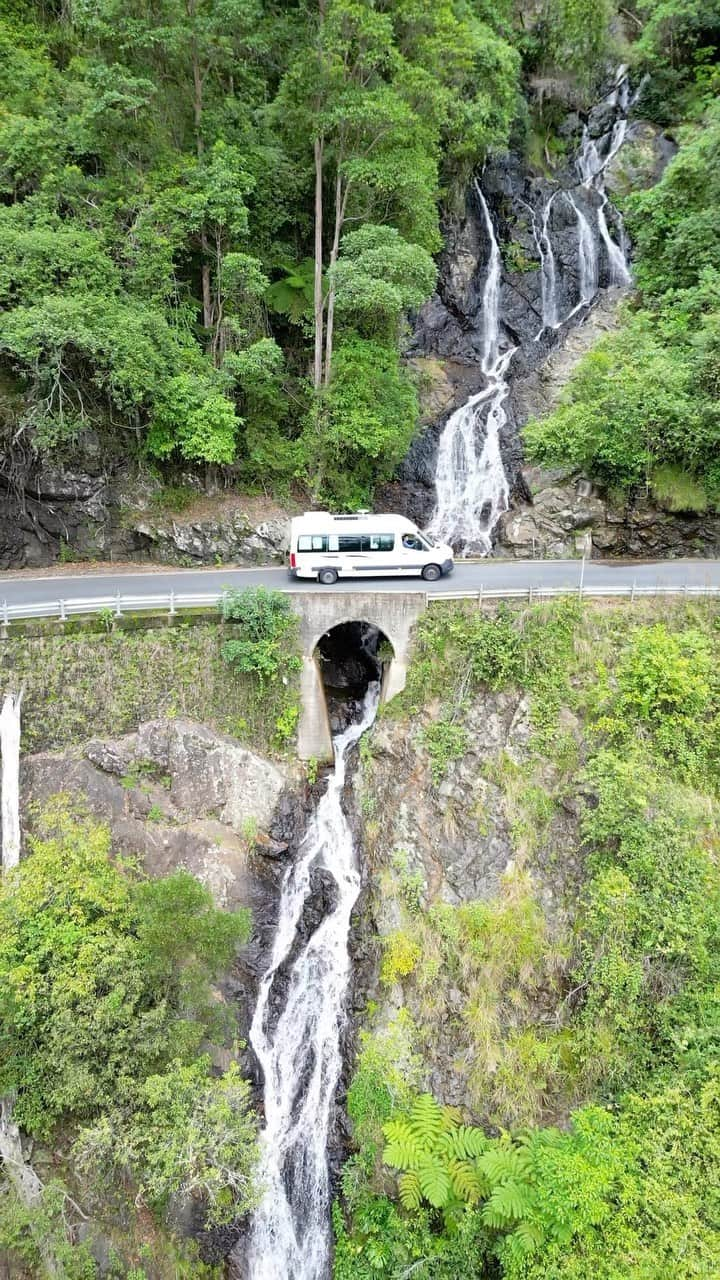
[74,1057,258,1225]
[592,623,719,786]
[381,930,422,986]
[0,800,250,1138]
[341,601,720,1278]
[219,585,301,685]
[306,337,419,506]
[1,620,298,759]
[0,1180,100,1280]
[650,462,710,512]
[0,0,520,501]
[421,718,470,783]
[524,315,702,492]
[331,224,436,338]
[535,0,618,80]
[346,1010,422,1170]
[147,373,240,465]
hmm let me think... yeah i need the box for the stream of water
[0,692,22,870]
[427,181,515,555]
[244,683,380,1280]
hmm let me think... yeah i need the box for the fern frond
[447,1158,482,1204]
[482,1179,533,1226]
[382,1120,423,1171]
[408,1093,444,1147]
[478,1147,532,1184]
[437,1125,488,1160]
[440,1104,463,1130]
[417,1156,452,1208]
[506,1219,544,1257]
[398,1170,422,1211]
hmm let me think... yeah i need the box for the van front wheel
[422,563,442,582]
[318,568,339,585]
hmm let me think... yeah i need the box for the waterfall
[426,69,636,557]
[243,683,380,1280]
[0,692,22,871]
[427,183,515,555]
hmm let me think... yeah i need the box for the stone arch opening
[313,621,393,735]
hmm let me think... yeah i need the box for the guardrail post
[168,590,176,618]
[114,591,122,619]
[631,579,636,603]
[579,555,585,597]
[528,585,533,603]
[478,583,483,607]
[59,599,66,622]
[1,600,7,627]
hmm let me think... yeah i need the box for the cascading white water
[427,70,636,557]
[538,192,559,328]
[572,194,599,304]
[427,182,515,555]
[576,72,632,287]
[0,691,22,870]
[244,683,380,1280]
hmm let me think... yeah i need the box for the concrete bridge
[291,591,427,760]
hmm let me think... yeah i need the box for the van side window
[364,534,395,551]
[338,535,363,552]
[297,535,327,551]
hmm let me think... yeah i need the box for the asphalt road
[2,558,720,611]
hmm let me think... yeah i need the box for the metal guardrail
[427,584,720,603]
[2,581,720,625]
[0,591,222,624]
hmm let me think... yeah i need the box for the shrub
[0,800,250,1137]
[381,931,423,986]
[421,719,470,783]
[219,585,301,684]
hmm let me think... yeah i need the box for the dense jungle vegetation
[3,0,718,508]
[336,597,720,1277]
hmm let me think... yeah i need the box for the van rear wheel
[318,568,338,585]
[422,563,442,582]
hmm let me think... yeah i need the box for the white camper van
[288,512,454,584]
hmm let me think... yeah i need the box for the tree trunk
[323,172,349,387]
[0,1096,59,1277]
[190,27,214,339]
[200,248,214,335]
[313,136,325,391]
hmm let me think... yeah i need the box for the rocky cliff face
[21,719,305,1044]
[349,681,585,1122]
[0,469,290,570]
